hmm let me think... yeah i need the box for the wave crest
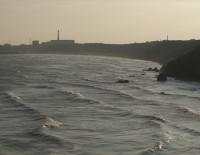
[6,91,21,100]
[42,117,62,129]
[181,106,200,118]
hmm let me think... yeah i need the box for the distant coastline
[2,39,200,83]
[1,40,200,65]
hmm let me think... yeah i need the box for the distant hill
[161,45,200,82]
[1,40,200,64]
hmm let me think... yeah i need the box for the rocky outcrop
[161,45,200,82]
[145,67,160,72]
[157,72,167,81]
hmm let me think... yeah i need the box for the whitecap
[69,91,85,99]
[153,141,163,150]
[6,91,21,100]
[42,117,62,129]
[181,106,200,117]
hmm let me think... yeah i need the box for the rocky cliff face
[161,45,200,82]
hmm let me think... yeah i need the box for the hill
[1,40,200,64]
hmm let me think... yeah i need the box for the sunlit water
[0,54,200,155]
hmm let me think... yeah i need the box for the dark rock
[157,72,167,81]
[145,67,160,72]
[153,67,160,72]
[161,45,200,82]
[116,79,129,83]
[146,67,153,71]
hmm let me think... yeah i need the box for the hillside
[161,45,200,82]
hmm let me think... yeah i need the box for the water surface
[0,54,200,155]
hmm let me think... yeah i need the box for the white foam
[154,141,163,150]
[7,91,21,100]
[182,106,200,117]
[70,90,102,102]
[42,117,62,129]
[72,92,85,99]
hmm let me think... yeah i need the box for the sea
[0,54,200,155]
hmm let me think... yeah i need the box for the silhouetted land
[1,40,200,64]
[161,45,200,82]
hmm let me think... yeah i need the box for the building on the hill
[48,30,75,45]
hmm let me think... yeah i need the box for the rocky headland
[160,45,200,82]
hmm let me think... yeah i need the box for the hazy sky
[1,0,200,45]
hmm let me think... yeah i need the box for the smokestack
[57,30,60,40]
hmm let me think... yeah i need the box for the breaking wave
[42,117,62,129]
[179,106,200,118]
[61,89,103,104]
[6,91,21,100]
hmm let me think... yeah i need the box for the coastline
[1,40,200,83]
[1,40,200,64]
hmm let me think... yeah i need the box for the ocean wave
[69,91,86,99]
[141,115,167,123]
[138,131,173,155]
[66,83,136,100]
[83,78,113,84]
[61,89,103,104]
[28,127,65,146]
[5,91,34,110]
[179,106,200,118]
[89,85,134,99]
[96,104,133,116]
[139,141,165,155]
[56,81,137,102]
[5,92,63,129]
[6,91,21,100]
[176,94,200,100]
[134,87,156,95]
[145,120,163,128]
[4,91,47,121]
[159,92,169,95]
[152,141,163,150]
[161,92,200,101]
[31,85,55,89]
[42,117,62,129]
[175,126,200,136]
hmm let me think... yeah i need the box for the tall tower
[57,30,60,40]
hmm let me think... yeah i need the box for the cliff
[161,45,200,82]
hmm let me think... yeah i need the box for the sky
[1,0,200,45]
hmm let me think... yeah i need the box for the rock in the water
[116,79,129,83]
[145,67,160,72]
[157,73,167,81]
[153,67,160,72]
